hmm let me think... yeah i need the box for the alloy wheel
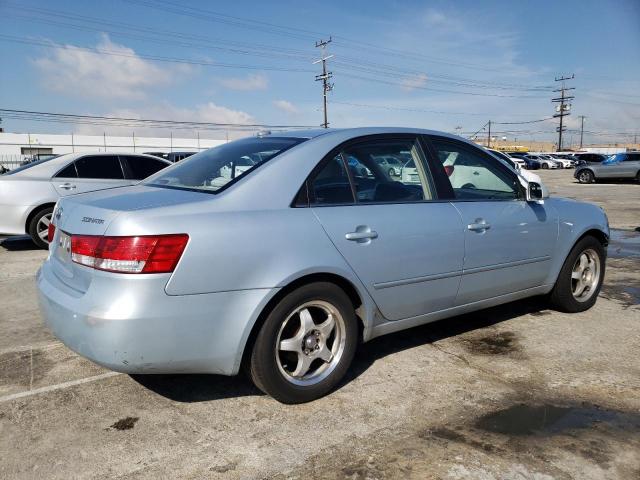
[571,248,601,302]
[36,213,52,244]
[275,301,346,386]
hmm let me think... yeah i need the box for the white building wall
[0,132,227,155]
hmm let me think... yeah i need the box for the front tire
[249,282,358,403]
[28,207,53,249]
[549,235,605,313]
[578,170,594,184]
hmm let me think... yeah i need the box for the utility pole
[552,74,575,152]
[487,120,491,148]
[578,115,586,149]
[314,37,334,128]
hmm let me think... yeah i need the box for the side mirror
[526,182,547,202]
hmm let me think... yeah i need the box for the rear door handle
[467,219,491,232]
[345,226,378,243]
[58,183,76,190]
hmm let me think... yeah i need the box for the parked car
[372,155,403,177]
[527,154,559,169]
[548,155,575,168]
[507,152,540,170]
[487,149,524,170]
[144,151,196,162]
[0,152,171,248]
[486,149,541,184]
[574,152,640,183]
[573,153,608,166]
[38,127,609,404]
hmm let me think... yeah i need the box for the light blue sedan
[37,128,609,403]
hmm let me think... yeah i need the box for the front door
[309,136,464,321]
[427,137,558,305]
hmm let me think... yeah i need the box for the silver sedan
[37,128,609,403]
[575,152,640,183]
[0,152,171,247]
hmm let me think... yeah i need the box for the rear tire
[249,282,358,404]
[578,170,594,184]
[549,235,605,313]
[28,207,53,249]
[542,163,549,169]
[636,171,640,184]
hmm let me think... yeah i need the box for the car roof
[267,127,465,143]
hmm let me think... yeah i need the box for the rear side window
[75,155,124,179]
[342,139,433,203]
[310,155,354,205]
[55,163,77,178]
[123,156,168,180]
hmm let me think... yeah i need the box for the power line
[0,34,315,73]
[0,109,316,130]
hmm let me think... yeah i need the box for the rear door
[425,136,558,305]
[310,135,464,321]
[53,155,133,196]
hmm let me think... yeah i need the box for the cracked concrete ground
[0,169,638,479]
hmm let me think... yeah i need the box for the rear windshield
[146,136,304,193]
[1,157,56,175]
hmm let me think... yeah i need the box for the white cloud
[219,73,268,91]
[74,102,255,138]
[273,99,299,114]
[33,34,185,100]
[400,74,428,92]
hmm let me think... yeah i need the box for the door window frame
[421,135,526,202]
[71,155,127,180]
[294,133,446,208]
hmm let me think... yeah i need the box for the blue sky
[0,0,638,144]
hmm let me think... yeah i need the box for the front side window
[147,137,303,193]
[75,155,124,179]
[431,139,520,200]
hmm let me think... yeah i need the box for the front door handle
[467,219,491,232]
[345,225,378,243]
[58,183,76,190]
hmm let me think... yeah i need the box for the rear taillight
[47,223,56,243]
[70,234,188,274]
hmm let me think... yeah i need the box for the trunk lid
[49,185,207,293]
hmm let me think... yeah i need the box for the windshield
[147,136,305,193]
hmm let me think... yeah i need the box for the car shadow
[0,235,42,251]
[132,296,549,403]
[343,296,549,386]
[130,371,263,402]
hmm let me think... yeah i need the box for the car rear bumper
[37,260,278,375]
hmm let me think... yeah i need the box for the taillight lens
[70,234,188,274]
[47,223,56,243]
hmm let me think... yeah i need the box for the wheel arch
[25,202,56,232]
[238,272,367,374]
